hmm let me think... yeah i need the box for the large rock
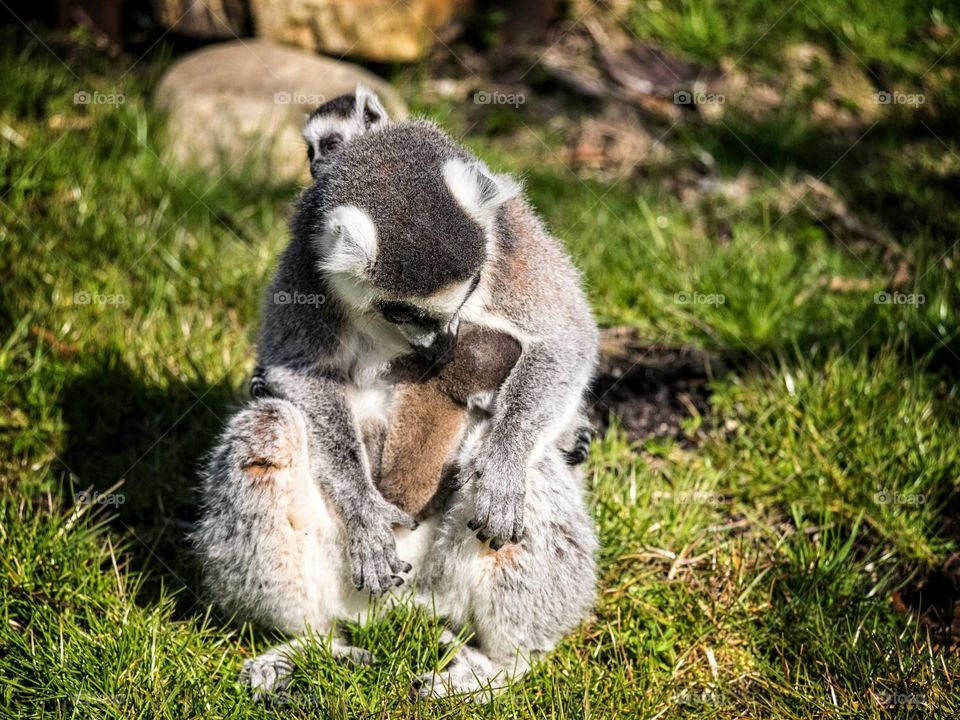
[153,39,407,183]
[249,0,468,62]
[152,0,249,39]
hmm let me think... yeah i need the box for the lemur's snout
[415,323,459,366]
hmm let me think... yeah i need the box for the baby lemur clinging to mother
[377,326,521,519]
[252,87,591,520]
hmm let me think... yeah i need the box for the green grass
[2,5,960,717]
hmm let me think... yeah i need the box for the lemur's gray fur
[253,91,593,466]
[194,103,599,700]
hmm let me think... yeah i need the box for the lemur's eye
[307,145,315,162]
[320,133,343,154]
[363,106,381,128]
[379,301,430,326]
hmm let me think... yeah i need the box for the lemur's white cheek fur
[318,205,379,278]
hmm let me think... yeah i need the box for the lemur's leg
[193,398,371,695]
[412,630,531,703]
[241,636,375,699]
[414,449,597,702]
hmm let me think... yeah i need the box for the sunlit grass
[2,14,959,718]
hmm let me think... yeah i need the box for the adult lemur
[258,89,592,518]
[194,97,599,699]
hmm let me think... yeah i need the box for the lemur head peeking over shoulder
[302,85,389,179]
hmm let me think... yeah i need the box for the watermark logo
[76,490,126,506]
[474,90,525,108]
[674,90,725,106]
[260,691,323,710]
[274,91,327,106]
[73,91,125,106]
[74,693,125,706]
[74,290,126,306]
[874,291,924,306]
[655,490,724,506]
[273,290,325,307]
[675,688,725,707]
[874,690,926,707]
[874,490,925,506]
[874,91,925,107]
[675,292,725,306]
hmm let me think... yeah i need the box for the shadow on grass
[57,353,242,618]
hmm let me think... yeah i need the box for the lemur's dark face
[315,122,518,363]
[375,270,481,364]
[304,119,355,179]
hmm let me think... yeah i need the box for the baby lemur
[252,89,589,519]
[377,326,521,519]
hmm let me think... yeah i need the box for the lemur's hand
[463,442,527,549]
[346,495,417,594]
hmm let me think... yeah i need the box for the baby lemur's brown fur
[375,327,521,519]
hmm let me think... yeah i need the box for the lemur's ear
[354,84,389,130]
[317,205,378,277]
[443,158,521,228]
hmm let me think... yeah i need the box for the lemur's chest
[336,327,403,426]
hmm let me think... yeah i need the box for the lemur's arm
[261,366,416,594]
[465,332,596,547]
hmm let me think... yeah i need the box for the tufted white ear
[317,205,378,278]
[443,158,521,228]
[354,84,389,130]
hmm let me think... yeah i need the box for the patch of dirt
[588,326,728,444]
[893,552,960,647]
[567,103,673,179]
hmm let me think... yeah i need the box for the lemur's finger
[391,508,418,530]
[472,489,492,533]
[366,559,386,595]
[386,550,407,575]
[375,555,394,593]
[510,503,525,545]
[351,559,364,590]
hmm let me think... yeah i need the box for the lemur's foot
[410,631,512,703]
[240,649,294,701]
[561,425,593,466]
[332,643,375,666]
[410,654,507,704]
[410,671,498,703]
[250,365,270,399]
[241,640,373,702]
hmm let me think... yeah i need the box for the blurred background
[2,1,960,716]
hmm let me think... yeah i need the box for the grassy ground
[2,1,960,716]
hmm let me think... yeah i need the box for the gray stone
[153,39,407,183]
